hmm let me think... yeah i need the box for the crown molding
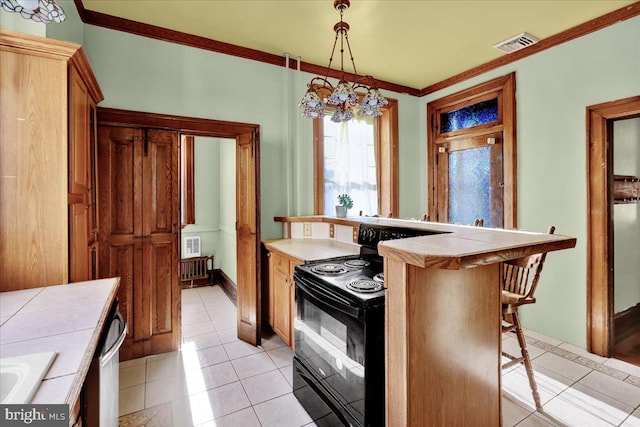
[74,0,640,98]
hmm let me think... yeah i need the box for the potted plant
[336,193,353,218]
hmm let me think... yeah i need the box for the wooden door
[435,132,504,227]
[236,131,261,345]
[98,126,179,359]
[98,126,144,355]
[143,129,180,354]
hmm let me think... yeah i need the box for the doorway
[97,108,262,360]
[180,136,238,297]
[586,95,640,358]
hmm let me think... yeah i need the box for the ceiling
[80,0,636,92]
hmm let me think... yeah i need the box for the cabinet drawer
[273,253,290,275]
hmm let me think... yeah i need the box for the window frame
[313,98,399,217]
[427,73,517,228]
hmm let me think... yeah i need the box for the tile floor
[118,285,640,427]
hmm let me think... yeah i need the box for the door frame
[97,107,263,345]
[586,95,640,357]
[427,73,517,228]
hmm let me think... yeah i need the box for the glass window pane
[448,146,491,226]
[323,116,378,216]
[440,98,498,133]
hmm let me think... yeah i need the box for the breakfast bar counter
[377,223,576,426]
[275,216,577,426]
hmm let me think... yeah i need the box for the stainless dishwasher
[85,300,127,427]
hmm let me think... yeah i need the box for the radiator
[180,256,212,282]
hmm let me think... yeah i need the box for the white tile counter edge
[0,277,120,408]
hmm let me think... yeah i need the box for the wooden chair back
[501,226,556,304]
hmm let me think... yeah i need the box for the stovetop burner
[344,259,370,268]
[373,272,384,284]
[310,263,349,275]
[347,279,384,293]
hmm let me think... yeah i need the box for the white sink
[0,352,57,404]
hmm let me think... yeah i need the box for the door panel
[149,240,174,335]
[68,66,90,194]
[144,130,176,235]
[69,202,90,282]
[236,132,260,345]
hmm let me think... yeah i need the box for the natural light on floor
[181,342,215,425]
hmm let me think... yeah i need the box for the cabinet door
[271,252,291,346]
[68,66,90,195]
[272,267,291,346]
[69,202,90,282]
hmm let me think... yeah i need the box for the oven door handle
[295,277,362,318]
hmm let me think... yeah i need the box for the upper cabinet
[0,30,104,291]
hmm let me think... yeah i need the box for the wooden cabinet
[97,125,180,360]
[0,30,103,291]
[267,250,301,348]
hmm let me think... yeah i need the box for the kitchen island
[0,278,120,425]
[275,216,577,426]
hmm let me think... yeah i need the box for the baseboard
[212,269,237,306]
[180,273,213,289]
[615,302,640,344]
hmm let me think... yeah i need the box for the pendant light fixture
[299,0,387,123]
[0,0,66,24]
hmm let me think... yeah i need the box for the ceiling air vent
[494,32,539,53]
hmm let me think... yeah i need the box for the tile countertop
[0,277,120,407]
[262,239,360,262]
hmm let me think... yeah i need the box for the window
[314,98,398,217]
[427,73,516,228]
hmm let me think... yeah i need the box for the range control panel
[357,223,445,248]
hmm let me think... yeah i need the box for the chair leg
[511,310,543,411]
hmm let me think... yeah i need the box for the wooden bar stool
[501,225,556,411]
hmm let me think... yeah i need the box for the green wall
[613,117,640,314]
[8,3,640,349]
[420,16,640,347]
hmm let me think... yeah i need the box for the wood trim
[427,73,516,228]
[182,135,195,225]
[312,98,399,217]
[420,2,640,95]
[586,95,640,357]
[0,29,104,103]
[73,1,419,96]
[73,2,639,97]
[615,303,640,344]
[313,119,324,215]
[97,107,258,136]
[214,269,237,306]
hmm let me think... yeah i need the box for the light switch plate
[303,223,312,237]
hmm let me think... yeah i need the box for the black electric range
[292,223,443,426]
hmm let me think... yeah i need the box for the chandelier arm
[352,75,379,90]
[308,77,336,92]
[344,32,358,81]
[324,32,341,83]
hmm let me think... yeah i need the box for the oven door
[294,272,367,424]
